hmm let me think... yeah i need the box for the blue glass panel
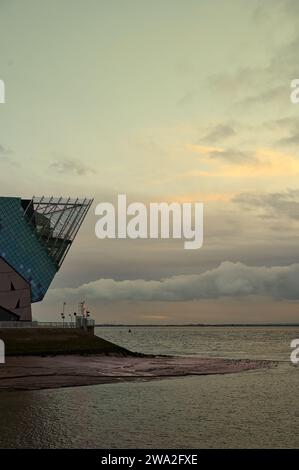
[0,198,57,302]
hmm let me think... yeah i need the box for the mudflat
[0,355,274,391]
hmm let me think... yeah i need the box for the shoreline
[0,355,275,392]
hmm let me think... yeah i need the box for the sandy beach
[0,355,274,391]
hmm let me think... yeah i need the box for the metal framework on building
[23,196,93,267]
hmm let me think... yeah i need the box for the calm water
[0,326,298,448]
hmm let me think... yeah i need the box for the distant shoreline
[95,323,299,328]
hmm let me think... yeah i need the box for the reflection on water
[0,327,298,448]
[97,326,299,361]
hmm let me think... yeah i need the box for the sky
[1,0,299,323]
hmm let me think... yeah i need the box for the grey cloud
[279,132,299,146]
[240,85,288,107]
[200,125,235,144]
[254,0,299,22]
[233,189,299,221]
[207,148,256,164]
[277,120,299,145]
[262,117,299,146]
[50,157,93,176]
[209,17,299,107]
[0,144,15,166]
[0,144,12,156]
[177,90,198,107]
[183,5,298,112]
[209,68,257,96]
[47,261,299,302]
[265,116,298,131]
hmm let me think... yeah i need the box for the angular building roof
[0,196,92,303]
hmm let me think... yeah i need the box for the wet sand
[0,355,274,391]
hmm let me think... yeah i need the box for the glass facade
[0,196,92,303]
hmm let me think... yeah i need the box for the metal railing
[0,319,95,329]
[37,322,77,328]
[0,321,39,328]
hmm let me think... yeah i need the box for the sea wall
[0,327,134,356]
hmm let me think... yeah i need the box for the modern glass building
[0,196,92,321]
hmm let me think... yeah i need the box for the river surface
[0,326,298,448]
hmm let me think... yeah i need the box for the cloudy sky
[1,0,299,323]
